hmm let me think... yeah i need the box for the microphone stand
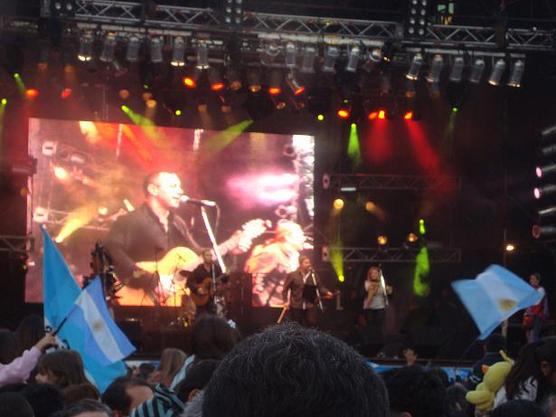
[200,206,226,274]
[311,270,324,311]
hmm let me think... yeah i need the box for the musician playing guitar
[189,248,222,316]
[105,171,266,307]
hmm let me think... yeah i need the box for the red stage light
[268,87,282,96]
[337,109,350,119]
[378,110,386,120]
[26,89,39,99]
[211,82,225,92]
[368,111,378,120]
[404,111,414,120]
[183,77,197,89]
[294,86,305,96]
[61,88,72,99]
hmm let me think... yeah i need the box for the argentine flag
[452,264,543,339]
[42,226,134,392]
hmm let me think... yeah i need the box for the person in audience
[0,330,18,367]
[171,315,240,388]
[543,394,556,417]
[35,350,89,389]
[490,399,545,417]
[102,377,154,417]
[62,383,101,407]
[0,391,35,417]
[523,273,549,343]
[494,338,556,407]
[0,333,56,387]
[130,383,185,417]
[470,333,507,384]
[62,399,113,417]
[175,360,220,404]
[444,383,469,417]
[202,323,388,417]
[14,315,45,356]
[402,346,418,367]
[383,365,447,417]
[21,383,64,417]
[150,348,186,388]
[182,391,204,417]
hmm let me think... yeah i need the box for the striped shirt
[130,384,185,417]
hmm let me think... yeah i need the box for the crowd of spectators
[1,313,556,417]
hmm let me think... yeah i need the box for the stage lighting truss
[324,173,461,192]
[533,123,556,242]
[325,246,462,264]
[0,235,34,255]
[406,0,429,38]
[223,0,244,26]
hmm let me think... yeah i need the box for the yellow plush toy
[466,352,513,411]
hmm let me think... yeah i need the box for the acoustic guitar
[115,219,268,307]
[189,274,228,307]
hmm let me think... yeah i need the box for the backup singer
[282,255,333,327]
[363,265,392,341]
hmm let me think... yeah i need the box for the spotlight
[406,0,429,37]
[286,74,305,96]
[126,36,141,63]
[175,109,182,116]
[50,0,76,17]
[333,198,345,210]
[78,34,94,62]
[488,59,506,86]
[196,43,209,69]
[426,54,443,84]
[449,56,464,82]
[403,111,414,120]
[183,69,200,89]
[26,89,40,100]
[507,60,525,88]
[247,69,262,93]
[407,232,418,243]
[377,235,388,246]
[505,243,516,252]
[540,144,556,158]
[532,224,556,239]
[369,48,383,63]
[209,68,226,92]
[99,34,116,64]
[469,58,485,84]
[322,46,339,73]
[337,100,351,120]
[536,164,556,178]
[539,206,556,217]
[534,184,556,199]
[285,42,297,69]
[261,44,280,66]
[345,46,361,73]
[60,88,72,99]
[268,70,282,96]
[150,37,163,64]
[406,54,423,81]
[227,68,242,91]
[317,114,325,121]
[171,37,186,67]
[300,45,317,73]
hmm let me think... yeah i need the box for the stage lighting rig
[322,46,339,73]
[285,42,297,69]
[406,53,423,81]
[507,60,525,88]
[300,46,317,74]
[50,0,76,17]
[99,34,116,64]
[170,37,186,67]
[222,0,243,26]
[261,44,280,66]
[469,58,485,84]
[77,34,94,62]
[126,36,141,63]
[488,58,506,86]
[196,43,209,70]
[150,37,163,64]
[448,56,464,82]
[426,54,443,84]
[406,0,429,38]
[345,45,361,73]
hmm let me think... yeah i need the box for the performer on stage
[362,265,392,341]
[105,171,264,307]
[282,255,333,327]
[188,248,223,316]
[523,272,549,343]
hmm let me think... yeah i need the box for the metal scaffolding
[325,173,461,191]
[0,235,34,255]
[327,246,462,263]
[35,0,555,52]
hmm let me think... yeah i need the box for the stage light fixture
[60,88,72,99]
[540,144,556,158]
[26,89,39,100]
[77,34,94,62]
[223,0,244,25]
[449,56,464,82]
[534,184,556,200]
[532,224,556,239]
[378,109,386,120]
[377,235,388,246]
[426,54,444,84]
[505,243,516,252]
[209,68,226,92]
[99,34,116,64]
[1,99,7,106]
[507,60,525,88]
[175,109,182,116]
[406,0,429,37]
[149,37,163,64]
[126,36,141,63]
[261,44,280,66]
[196,43,210,69]
[50,0,76,17]
[333,198,345,210]
[317,114,325,121]
[300,45,317,73]
[337,100,351,120]
[286,74,305,96]
[369,47,383,63]
[541,124,556,139]
[268,70,283,96]
[469,58,485,84]
[171,37,186,67]
[227,68,242,91]
[407,232,418,243]
[404,111,414,120]
[345,45,361,73]
[539,206,556,217]
[488,59,506,86]
[285,42,297,69]
[247,69,262,93]
[406,54,423,81]
[183,70,200,89]
[322,46,339,73]
[536,164,556,178]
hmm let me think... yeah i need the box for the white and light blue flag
[452,264,542,339]
[42,226,133,392]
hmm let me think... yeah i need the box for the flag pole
[52,316,69,336]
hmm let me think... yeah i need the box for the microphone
[180,195,217,207]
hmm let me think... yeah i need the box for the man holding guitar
[188,248,222,316]
[105,171,266,307]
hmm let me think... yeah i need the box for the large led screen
[26,118,314,308]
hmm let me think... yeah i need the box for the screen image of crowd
[2,313,556,417]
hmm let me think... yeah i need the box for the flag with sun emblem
[452,264,543,339]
